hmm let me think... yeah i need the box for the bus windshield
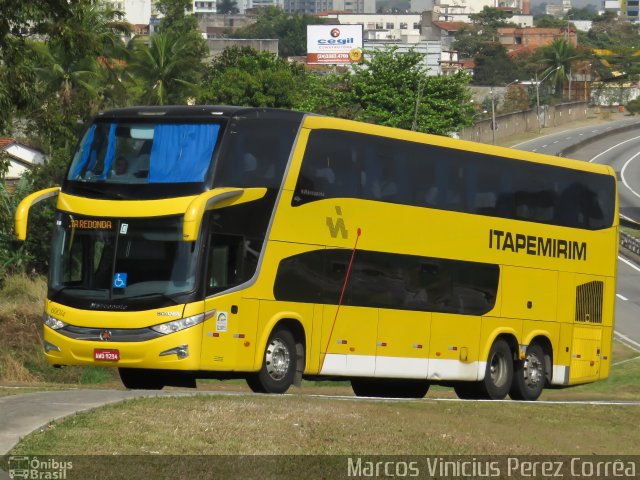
[49,213,200,309]
[67,122,222,184]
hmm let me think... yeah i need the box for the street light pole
[490,80,518,145]
[491,87,496,145]
[534,67,560,134]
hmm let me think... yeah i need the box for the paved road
[515,121,640,351]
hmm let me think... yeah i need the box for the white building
[411,0,531,15]
[102,0,152,25]
[319,13,421,40]
[193,0,216,14]
[285,0,374,14]
[363,40,442,75]
[1,139,45,190]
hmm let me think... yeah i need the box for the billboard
[306,25,364,65]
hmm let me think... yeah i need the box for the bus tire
[351,379,430,398]
[481,338,513,400]
[246,327,296,394]
[509,343,546,401]
[453,382,484,400]
[118,368,165,390]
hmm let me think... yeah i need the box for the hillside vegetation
[0,274,115,384]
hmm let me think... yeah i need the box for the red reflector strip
[602,356,608,360]
[376,342,387,347]
[337,340,347,344]
[448,346,458,351]
[412,344,423,349]
[233,333,245,338]
[572,354,581,358]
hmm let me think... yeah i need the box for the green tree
[217,0,239,14]
[537,39,582,94]
[229,7,325,57]
[534,15,567,28]
[468,6,513,32]
[348,47,473,135]
[130,33,202,105]
[295,72,357,119]
[0,1,76,134]
[199,47,306,108]
[472,43,518,86]
[155,0,208,58]
[567,7,598,21]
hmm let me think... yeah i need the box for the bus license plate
[94,349,120,362]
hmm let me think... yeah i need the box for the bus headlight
[44,313,67,330]
[151,313,204,335]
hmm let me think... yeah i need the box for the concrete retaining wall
[459,102,589,144]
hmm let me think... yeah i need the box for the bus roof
[96,105,304,122]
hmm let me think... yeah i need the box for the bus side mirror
[14,187,61,241]
[182,187,267,242]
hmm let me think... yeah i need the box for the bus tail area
[15,106,617,401]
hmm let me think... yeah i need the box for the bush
[626,98,640,115]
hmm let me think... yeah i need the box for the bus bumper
[43,324,203,370]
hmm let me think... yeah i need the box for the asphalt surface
[514,118,640,353]
[2,116,640,464]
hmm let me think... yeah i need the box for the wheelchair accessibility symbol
[113,273,128,289]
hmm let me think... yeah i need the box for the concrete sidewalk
[0,389,199,456]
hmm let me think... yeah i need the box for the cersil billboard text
[307,25,363,65]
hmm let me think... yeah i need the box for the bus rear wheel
[246,327,297,394]
[455,338,513,400]
[351,378,430,398]
[482,338,513,400]
[509,343,546,401]
[118,368,165,390]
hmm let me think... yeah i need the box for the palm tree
[130,33,201,105]
[537,39,582,95]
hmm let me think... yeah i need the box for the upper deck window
[68,122,221,184]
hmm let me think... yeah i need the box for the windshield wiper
[121,292,180,305]
[49,286,107,301]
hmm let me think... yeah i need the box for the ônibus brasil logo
[318,27,354,45]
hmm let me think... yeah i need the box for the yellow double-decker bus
[16,106,618,401]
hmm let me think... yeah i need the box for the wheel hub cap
[265,338,290,381]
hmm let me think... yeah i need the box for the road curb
[559,120,640,158]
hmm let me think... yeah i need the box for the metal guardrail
[620,231,640,257]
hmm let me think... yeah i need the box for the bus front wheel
[246,327,296,394]
[509,343,546,401]
[118,368,165,390]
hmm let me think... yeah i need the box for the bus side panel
[599,326,613,380]
[569,324,602,383]
[478,316,523,380]
[428,313,483,381]
[320,305,377,377]
[500,266,558,322]
[253,299,314,372]
[200,295,259,371]
[522,319,560,364]
[375,309,430,379]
